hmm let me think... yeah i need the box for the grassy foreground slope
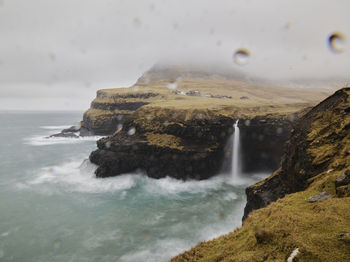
[172,88,350,262]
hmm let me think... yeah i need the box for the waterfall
[231,120,240,179]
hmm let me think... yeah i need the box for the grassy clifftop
[172,88,350,262]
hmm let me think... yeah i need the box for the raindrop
[53,239,62,251]
[328,32,346,53]
[105,141,112,149]
[49,53,56,62]
[216,40,222,46]
[117,115,123,121]
[276,127,283,135]
[163,120,169,126]
[244,119,251,126]
[219,211,227,220]
[132,17,141,28]
[132,85,139,92]
[117,124,123,130]
[167,80,177,89]
[128,127,136,136]
[233,48,250,65]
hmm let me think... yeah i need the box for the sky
[0,0,349,110]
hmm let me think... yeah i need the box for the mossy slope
[172,88,350,262]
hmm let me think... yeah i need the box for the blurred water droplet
[244,119,251,126]
[133,85,139,91]
[209,28,215,35]
[282,22,291,30]
[276,127,283,135]
[163,120,169,126]
[53,239,62,251]
[167,80,177,90]
[132,17,141,28]
[233,48,250,65]
[0,249,4,259]
[117,115,123,121]
[117,124,123,130]
[219,211,227,220]
[216,40,222,46]
[128,127,136,136]
[141,231,149,237]
[328,32,346,53]
[105,141,112,149]
[49,53,56,62]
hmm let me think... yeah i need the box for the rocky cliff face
[79,90,162,136]
[90,110,234,179]
[89,108,295,179]
[172,88,350,262]
[243,87,350,220]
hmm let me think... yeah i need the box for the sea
[0,111,268,262]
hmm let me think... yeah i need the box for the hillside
[172,88,350,261]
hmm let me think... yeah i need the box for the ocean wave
[25,159,137,194]
[20,157,269,197]
[23,135,104,146]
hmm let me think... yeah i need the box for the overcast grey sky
[0,0,349,110]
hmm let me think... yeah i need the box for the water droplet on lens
[216,40,222,46]
[132,17,141,28]
[276,127,283,135]
[133,85,139,92]
[328,32,346,53]
[128,127,136,136]
[49,53,56,62]
[105,141,112,149]
[233,48,250,65]
[117,124,123,130]
[244,119,251,126]
[53,239,62,251]
[167,81,177,90]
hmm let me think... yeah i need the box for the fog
[0,0,349,110]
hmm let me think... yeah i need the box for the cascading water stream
[231,120,240,179]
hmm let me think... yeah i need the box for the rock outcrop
[243,87,350,220]
[172,87,350,262]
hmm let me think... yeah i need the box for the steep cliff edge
[243,87,350,219]
[84,66,330,179]
[172,87,350,261]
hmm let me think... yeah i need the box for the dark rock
[335,170,350,187]
[49,132,78,138]
[61,125,79,133]
[254,229,271,244]
[308,192,331,203]
[338,233,350,243]
[89,116,233,180]
[211,94,232,99]
[240,96,249,100]
[186,90,202,96]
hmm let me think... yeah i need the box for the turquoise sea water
[0,111,267,262]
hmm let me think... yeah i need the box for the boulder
[308,192,331,203]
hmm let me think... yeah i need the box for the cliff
[172,88,350,261]
[85,66,330,179]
